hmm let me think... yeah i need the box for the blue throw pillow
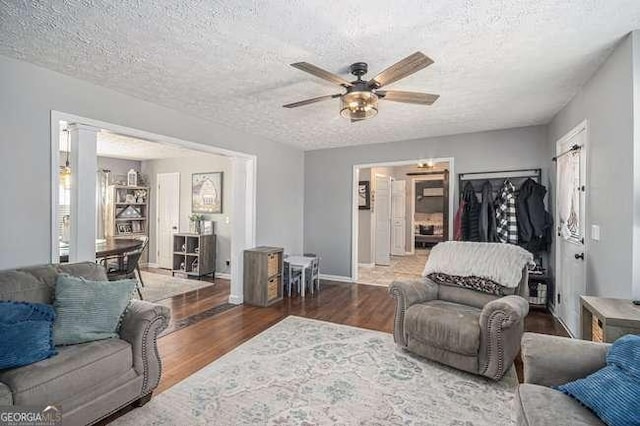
[0,301,57,369]
[53,274,135,345]
[556,334,640,426]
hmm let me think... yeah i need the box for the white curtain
[557,150,580,239]
[96,170,109,239]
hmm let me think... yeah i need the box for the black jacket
[517,178,553,253]
[479,181,497,242]
[461,182,480,242]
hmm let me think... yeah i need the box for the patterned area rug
[115,316,517,425]
[137,271,215,302]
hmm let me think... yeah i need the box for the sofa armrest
[388,278,438,347]
[119,300,171,395]
[479,295,529,379]
[521,332,610,387]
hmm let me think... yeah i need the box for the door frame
[410,174,448,254]
[554,119,589,334]
[50,111,257,305]
[351,157,454,282]
[390,179,407,256]
[155,172,180,269]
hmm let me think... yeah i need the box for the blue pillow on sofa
[53,274,135,345]
[556,334,640,426]
[0,301,57,369]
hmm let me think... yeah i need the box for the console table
[580,296,640,343]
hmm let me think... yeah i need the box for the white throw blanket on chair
[422,241,534,288]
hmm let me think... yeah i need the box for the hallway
[357,248,430,286]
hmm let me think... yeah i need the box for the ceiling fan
[283,52,439,122]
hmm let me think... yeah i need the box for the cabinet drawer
[267,253,280,277]
[267,277,279,300]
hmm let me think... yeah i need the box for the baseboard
[140,262,159,268]
[358,263,375,268]
[356,281,389,288]
[319,273,353,283]
[228,294,243,305]
[551,310,575,338]
[215,272,231,280]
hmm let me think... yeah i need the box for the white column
[228,155,257,304]
[68,123,99,263]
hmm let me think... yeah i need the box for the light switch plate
[591,224,600,241]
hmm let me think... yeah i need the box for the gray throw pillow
[53,274,135,345]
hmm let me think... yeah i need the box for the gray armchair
[389,275,529,380]
[0,262,170,426]
[516,333,609,425]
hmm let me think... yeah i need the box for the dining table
[59,237,143,263]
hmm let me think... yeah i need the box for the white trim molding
[351,157,454,282]
[228,294,243,305]
[50,110,256,303]
[319,273,353,283]
[215,272,232,280]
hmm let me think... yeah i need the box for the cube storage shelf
[172,233,216,279]
[243,246,284,307]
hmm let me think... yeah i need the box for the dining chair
[100,246,145,299]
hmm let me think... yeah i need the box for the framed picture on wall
[358,181,371,210]
[192,172,223,214]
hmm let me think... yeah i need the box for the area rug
[114,316,517,425]
[137,271,215,302]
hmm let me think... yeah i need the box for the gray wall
[357,168,373,264]
[142,154,232,274]
[305,125,548,277]
[548,32,638,299]
[98,156,142,181]
[0,54,304,269]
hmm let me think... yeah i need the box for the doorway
[554,120,588,337]
[50,111,256,305]
[156,172,180,269]
[353,158,453,285]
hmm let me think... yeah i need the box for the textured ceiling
[3,1,640,150]
[59,127,210,160]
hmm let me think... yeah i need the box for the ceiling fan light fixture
[340,91,378,121]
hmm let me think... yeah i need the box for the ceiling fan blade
[377,90,439,105]
[290,62,353,87]
[282,94,341,108]
[369,52,434,88]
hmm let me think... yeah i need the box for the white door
[391,180,406,256]
[555,123,587,337]
[156,173,180,269]
[374,175,391,266]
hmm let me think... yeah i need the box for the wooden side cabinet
[172,233,216,279]
[581,296,640,343]
[244,246,283,307]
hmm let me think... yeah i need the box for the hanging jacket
[516,179,535,243]
[479,181,497,242]
[495,180,518,244]
[461,182,480,241]
[517,178,553,253]
[453,200,466,241]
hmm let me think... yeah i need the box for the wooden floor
[105,277,568,423]
[153,279,568,392]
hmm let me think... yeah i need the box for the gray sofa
[0,262,170,426]
[517,332,609,426]
[389,273,529,380]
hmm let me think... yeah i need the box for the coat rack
[458,168,542,197]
